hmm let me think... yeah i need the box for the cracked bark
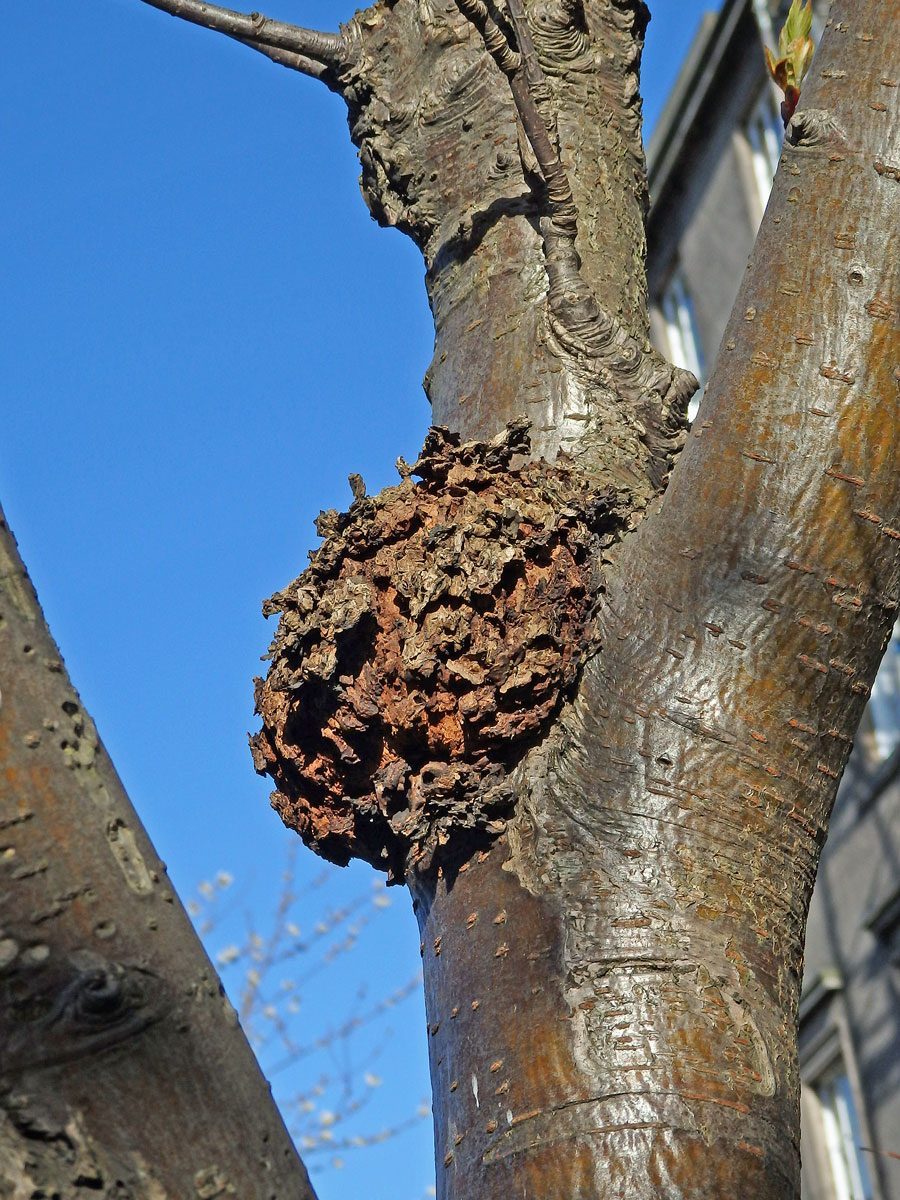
[5,0,899,1196]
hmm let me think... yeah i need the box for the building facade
[645,4,900,1197]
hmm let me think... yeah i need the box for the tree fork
[408,1,900,1195]
[10,0,898,1196]
[252,0,900,1194]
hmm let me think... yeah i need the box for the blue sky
[2,2,722,1196]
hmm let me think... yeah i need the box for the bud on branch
[765,0,815,125]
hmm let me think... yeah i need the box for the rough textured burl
[251,421,626,880]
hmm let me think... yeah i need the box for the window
[866,878,900,970]
[660,268,705,422]
[745,85,784,219]
[866,621,900,760]
[799,977,880,1200]
[807,1059,876,1200]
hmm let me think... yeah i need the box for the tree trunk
[241,0,900,1193]
[406,4,900,1195]
[7,0,900,1196]
[0,505,316,1197]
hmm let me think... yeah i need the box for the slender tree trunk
[0,506,316,1197]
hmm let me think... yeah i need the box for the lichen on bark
[251,420,628,880]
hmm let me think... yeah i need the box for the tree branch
[506,0,548,101]
[138,0,347,77]
[454,0,577,236]
[455,0,692,452]
[232,37,332,79]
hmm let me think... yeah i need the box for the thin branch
[454,0,603,328]
[452,0,521,73]
[506,0,546,95]
[233,38,332,79]
[455,0,577,235]
[265,971,424,1076]
[138,0,347,76]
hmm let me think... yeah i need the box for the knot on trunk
[250,420,627,881]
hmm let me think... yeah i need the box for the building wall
[647,13,769,380]
[644,3,900,1196]
[801,758,900,1199]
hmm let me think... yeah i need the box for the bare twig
[861,1146,900,1162]
[194,855,422,1170]
[265,971,423,1076]
[233,38,333,80]
[454,0,605,349]
[138,0,347,77]
[452,0,521,73]
[291,1097,431,1159]
[505,0,546,97]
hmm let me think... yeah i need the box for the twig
[454,0,577,236]
[265,971,423,1075]
[233,39,333,79]
[138,0,347,77]
[860,1146,900,1162]
[505,0,547,97]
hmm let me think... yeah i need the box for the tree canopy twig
[138,0,347,76]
